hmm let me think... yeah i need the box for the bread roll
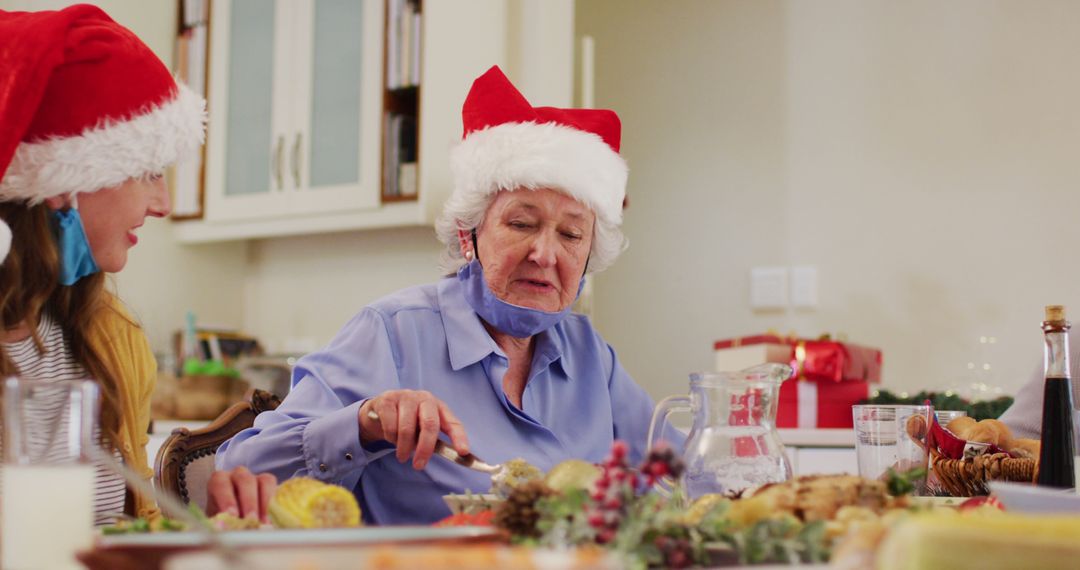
[964,419,1013,447]
[945,416,976,438]
[1006,438,1041,460]
[906,414,928,441]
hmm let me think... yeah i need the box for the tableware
[934,410,967,425]
[852,404,932,493]
[164,542,617,570]
[442,493,502,515]
[364,409,510,484]
[988,481,1080,514]
[2,378,100,570]
[99,525,498,549]
[648,364,794,498]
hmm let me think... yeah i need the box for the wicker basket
[930,450,1036,496]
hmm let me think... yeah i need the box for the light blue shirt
[216,276,662,524]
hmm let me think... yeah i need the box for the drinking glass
[852,404,932,494]
[934,410,967,426]
[2,378,99,570]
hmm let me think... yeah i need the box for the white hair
[434,186,627,275]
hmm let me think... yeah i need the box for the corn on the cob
[268,477,362,529]
[877,511,1080,570]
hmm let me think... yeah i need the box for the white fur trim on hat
[0,82,206,203]
[450,121,628,227]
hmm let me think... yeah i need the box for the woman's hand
[206,466,278,524]
[358,390,470,470]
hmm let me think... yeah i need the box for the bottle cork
[1046,305,1067,324]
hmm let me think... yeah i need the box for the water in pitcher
[682,425,791,496]
[649,364,794,499]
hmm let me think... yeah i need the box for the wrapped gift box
[714,334,882,428]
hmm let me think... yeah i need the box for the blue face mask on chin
[51,208,100,286]
[457,258,584,338]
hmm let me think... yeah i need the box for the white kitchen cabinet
[174,0,524,242]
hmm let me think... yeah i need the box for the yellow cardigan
[86,295,160,520]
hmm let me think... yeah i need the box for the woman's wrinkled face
[462,187,595,312]
[67,174,171,273]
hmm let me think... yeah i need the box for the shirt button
[319,463,328,472]
[345,453,353,461]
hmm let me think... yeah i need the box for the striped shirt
[3,313,127,526]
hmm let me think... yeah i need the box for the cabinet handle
[291,132,302,188]
[273,135,285,190]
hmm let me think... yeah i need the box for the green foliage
[522,484,832,568]
[885,466,928,497]
[698,507,830,566]
[862,390,1013,421]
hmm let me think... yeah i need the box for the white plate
[97,525,497,549]
[989,481,1080,514]
[442,493,503,515]
[165,545,622,570]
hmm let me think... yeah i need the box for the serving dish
[97,525,498,548]
[442,493,503,515]
[988,481,1080,514]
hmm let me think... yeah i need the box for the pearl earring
[465,250,474,261]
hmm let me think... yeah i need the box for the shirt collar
[438,276,500,370]
[438,276,570,378]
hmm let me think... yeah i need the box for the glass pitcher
[648,364,793,498]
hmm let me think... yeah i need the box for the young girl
[0,4,273,524]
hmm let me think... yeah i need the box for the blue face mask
[457,258,584,338]
[51,208,100,286]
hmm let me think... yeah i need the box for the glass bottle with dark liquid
[1036,305,1076,488]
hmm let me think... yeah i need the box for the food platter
[164,543,621,570]
[97,524,498,549]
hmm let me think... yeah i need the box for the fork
[364,409,505,479]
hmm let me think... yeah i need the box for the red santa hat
[450,66,627,228]
[0,4,206,262]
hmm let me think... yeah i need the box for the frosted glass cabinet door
[307,0,364,189]
[223,0,276,197]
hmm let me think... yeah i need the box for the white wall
[0,0,248,351]
[12,0,1078,406]
[578,0,1080,402]
[241,227,443,354]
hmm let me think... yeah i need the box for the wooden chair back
[153,388,281,512]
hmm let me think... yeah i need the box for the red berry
[611,441,628,460]
[587,512,605,528]
[597,528,616,544]
[604,497,622,509]
[668,549,691,568]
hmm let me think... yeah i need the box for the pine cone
[493,479,556,539]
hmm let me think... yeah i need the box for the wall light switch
[750,267,788,309]
[791,265,818,308]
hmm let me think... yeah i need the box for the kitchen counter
[146,419,211,469]
[778,428,856,447]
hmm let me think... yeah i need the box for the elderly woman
[217,66,661,524]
